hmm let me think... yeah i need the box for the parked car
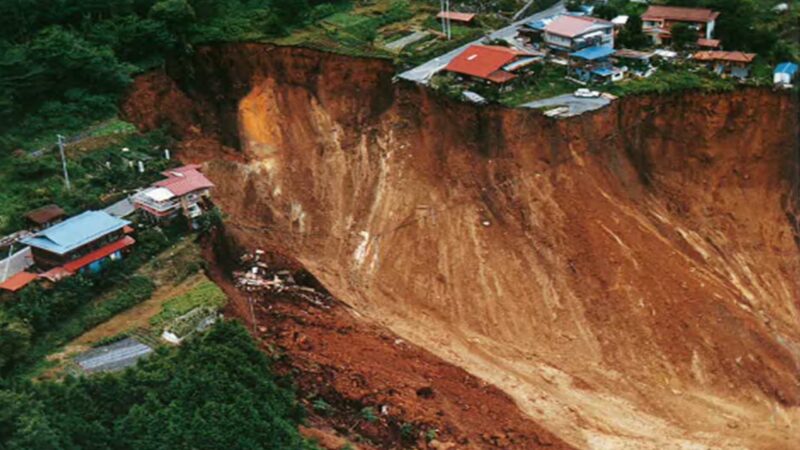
[574,88,600,98]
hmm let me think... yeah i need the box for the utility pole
[440,0,446,36]
[57,134,71,191]
[446,0,452,40]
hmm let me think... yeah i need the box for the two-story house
[133,164,214,225]
[641,6,720,46]
[543,15,614,53]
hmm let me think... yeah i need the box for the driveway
[398,1,565,84]
[521,94,611,117]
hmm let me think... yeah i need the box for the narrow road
[522,93,610,117]
[398,1,565,84]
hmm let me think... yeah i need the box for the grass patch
[606,64,736,97]
[0,128,175,234]
[150,279,227,329]
[499,64,576,106]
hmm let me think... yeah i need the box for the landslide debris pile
[124,44,800,449]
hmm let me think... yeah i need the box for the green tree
[0,317,32,372]
[594,3,619,20]
[670,23,696,50]
[618,14,650,49]
[149,0,196,30]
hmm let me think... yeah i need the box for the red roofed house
[693,51,757,79]
[445,45,532,84]
[133,164,214,225]
[543,15,614,52]
[642,6,719,46]
[437,11,476,25]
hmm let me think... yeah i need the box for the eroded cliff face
[123,44,800,449]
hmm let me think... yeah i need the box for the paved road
[398,1,565,84]
[522,94,610,117]
[103,196,136,218]
[385,31,430,51]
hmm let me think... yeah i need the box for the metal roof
[22,211,130,255]
[642,6,719,23]
[446,45,527,83]
[775,62,798,75]
[544,15,612,38]
[155,165,215,197]
[571,46,615,60]
[74,337,153,373]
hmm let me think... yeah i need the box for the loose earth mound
[124,44,800,449]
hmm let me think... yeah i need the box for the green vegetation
[150,279,227,328]
[498,65,575,106]
[606,64,736,96]
[0,227,179,377]
[0,0,344,153]
[0,129,173,234]
[0,321,315,449]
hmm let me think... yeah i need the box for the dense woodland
[0,0,345,151]
[0,321,314,449]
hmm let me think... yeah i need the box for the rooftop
[436,11,476,23]
[544,15,612,38]
[693,51,756,64]
[642,6,720,23]
[22,211,130,255]
[775,62,798,75]
[571,45,615,61]
[0,271,37,292]
[446,45,528,83]
[155,164,215,197]
[25,204,65,225]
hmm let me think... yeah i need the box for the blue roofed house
[568,46,622,83]
[774,62,798,86]
[21,211,135,282]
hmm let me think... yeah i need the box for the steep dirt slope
[124,44,800,449]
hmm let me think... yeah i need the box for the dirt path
[72,273,206,346]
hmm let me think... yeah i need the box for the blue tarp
[22,211,130,255]
[592,67,614,77]
[571,46,615,61]
[774,62,798,76]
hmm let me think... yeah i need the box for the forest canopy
[0,0,344,150]
[0,321,315,449]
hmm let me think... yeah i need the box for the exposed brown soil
[205,234,573,449]
[124,44,800,449]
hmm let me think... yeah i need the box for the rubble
[234,250,331,308]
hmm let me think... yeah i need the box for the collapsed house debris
[234,250,330,308]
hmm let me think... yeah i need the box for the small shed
[74,337,153,373]
[437,11,476,25]
[24,204,65,229]
[774,62,798,85]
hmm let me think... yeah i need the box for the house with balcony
[133,164,214,225]
[21,210,135,282]
[543,15,614,53]
[642,6,719,46]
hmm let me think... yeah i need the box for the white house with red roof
[133,164,214,225]
[543,15,614,52]
[641,6,719,45]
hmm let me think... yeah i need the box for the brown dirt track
[124,44,800,449]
